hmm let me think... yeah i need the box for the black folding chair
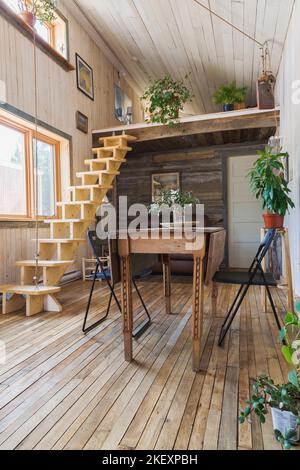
[82,231,151,339]
[213,229,282,346]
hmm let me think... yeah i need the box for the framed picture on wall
[76,54,94,100]
[76,111,88,133]
[151,173,180,202]
[114,84,133,124]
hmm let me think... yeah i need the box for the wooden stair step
[56,201,99,206]
[99,134,137,142]
[69,185,112,190]
[76,170,119,177]
[35,239,85,244]
[16,260,73,268]
[45,219,84,224]
[84,158,126,164]
[0,285,62,317]
[0,285,61,295]
[92,146,132,153]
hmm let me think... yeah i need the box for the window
[3,0,68,59]
[0,123,27,217]
[0,117,60,220]
[34,138,56,217]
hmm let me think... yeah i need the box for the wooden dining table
[118,227,225,372]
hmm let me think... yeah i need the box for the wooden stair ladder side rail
[0,134,137,317]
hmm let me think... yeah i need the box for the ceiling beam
[93,108,280,143]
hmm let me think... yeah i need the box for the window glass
[33,139,56,217]
[0,123,27,216]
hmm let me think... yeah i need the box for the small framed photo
[76,54,94,100]
[76,111,88,134]
[151,172,180,202]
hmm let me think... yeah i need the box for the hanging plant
[17,0,57,27]
[141,75,193,127]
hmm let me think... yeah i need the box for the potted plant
[141,75,193,127]
[248,146,295,229]
[213,81,247,112]
[17,0,56,28]
[149,189,199,223]
[240,306,300,450]
[233,85,248,110]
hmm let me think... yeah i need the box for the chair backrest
[87,231,104,260]
[205,230,226,286]
[251,229,276,271]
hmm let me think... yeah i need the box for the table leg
[192,255,204,372]
[162,254,171,314]
[121,255,133,361]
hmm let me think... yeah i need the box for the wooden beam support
[93,109,280,144]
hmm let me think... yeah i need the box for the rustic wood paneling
[117,151,224,226]
[0,2,143,283]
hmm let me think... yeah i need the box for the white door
[228,155,262,268]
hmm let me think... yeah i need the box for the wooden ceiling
[75,0,294,114]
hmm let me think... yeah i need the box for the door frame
[222,144,265,268]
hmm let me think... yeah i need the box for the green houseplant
[240,304,300,450]
[149,189,199,223]
[17,0,56,28]
[248,146,295,229]
[141,75,193,127]
[213,81,247,112]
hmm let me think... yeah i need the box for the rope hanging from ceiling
[33,29,40,290]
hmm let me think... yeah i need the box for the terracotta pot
[263,213,284,229]
[234,102,246,110]
[18,11,36,28]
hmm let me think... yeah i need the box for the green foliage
[141,75,193,127]
[248,146,295,216]
[18,0,56,23]
[149,189,199,214]
[213,81,247,105]
[240,311,300,450]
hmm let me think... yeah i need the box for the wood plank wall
[117,152,224,227]
[0,2,143,284]
[276,0,300,296]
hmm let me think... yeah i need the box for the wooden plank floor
[0,278,296,450]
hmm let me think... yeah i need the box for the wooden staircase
[0,134,136,317]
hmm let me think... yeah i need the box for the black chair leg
[82,262,121,334]
[132,278,152,339]
[218,284,250,346]
[265,285,282,333]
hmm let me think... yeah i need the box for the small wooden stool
[260,228,294,314]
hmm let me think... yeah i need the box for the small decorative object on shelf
[248,146,295,229]
[213,81,247,112]
[17,0,57,28]
[141,74,193,127]
[240,305,300,450]
[256,43,276,110]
